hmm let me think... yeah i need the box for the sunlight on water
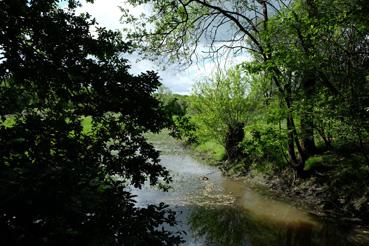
[240,187,318,226]
[136,132,368,245]
[220,179,319,226]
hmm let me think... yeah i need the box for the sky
[72,0,248,94]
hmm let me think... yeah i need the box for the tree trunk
[316,126,331,149]
[286,80,306,177]
[225,122,245,162]
[291,1,319,158]
[300,110,316,156]
[288,111,307,177]
[300,75,317,158]
[287,114,298,166]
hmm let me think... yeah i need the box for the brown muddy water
[131,133,368,245]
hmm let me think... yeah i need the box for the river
[131,132,368,245]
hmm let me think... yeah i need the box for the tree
[263,0,369,159]
[0,0,181,244]
[122,0,314,174]
[191,67,252,161]
[122,0,369,174]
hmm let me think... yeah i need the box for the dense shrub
[241,125,287,170]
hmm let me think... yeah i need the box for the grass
[304,155,324,171]
[194,140,225,162]
[2,115,93,133]
[144,129,173,142]
[144,129,185,155]
[147,130,226,163]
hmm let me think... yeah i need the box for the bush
[241,125,287,170]
[169,115,198,144]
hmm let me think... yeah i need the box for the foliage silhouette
[0,0,182,245]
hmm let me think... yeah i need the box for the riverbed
[131,132,367,245]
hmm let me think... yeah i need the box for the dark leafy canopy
[0,0,182,245]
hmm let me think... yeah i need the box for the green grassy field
[194,140,225,162]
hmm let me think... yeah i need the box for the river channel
[131,133,368,245]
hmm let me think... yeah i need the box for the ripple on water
[137,133,369,245]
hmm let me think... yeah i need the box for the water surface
[132,133,367,245]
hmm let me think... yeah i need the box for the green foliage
[156,86,188,118]
[241,125,287,169]
[81,116,93,135]
[1,116,16,128]
[122,0,369,218]
[191,67,251,146]
[170,115,198,144]
[0,1,182,245]
[154,86,198,144]
[122,0,211,65]
[304,156,324,171]
[328,157,369,217]
[309,150,369,218]
[154,86,199,144]
[0,79,35,115]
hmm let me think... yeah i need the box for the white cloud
[74,0,251,95]
[127,56,195,94]
[76,0,123,30]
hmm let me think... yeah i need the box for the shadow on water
[138,132,368,245]
[189,205,307,246]
[188,204,365,246]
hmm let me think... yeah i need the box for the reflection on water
[133,134,368,245]
[189,205,313,246]
[221,179,319,226]
[189,205,357,246]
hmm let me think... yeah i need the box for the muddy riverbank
[135,132,369,245]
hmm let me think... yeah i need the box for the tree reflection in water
[188,205,363,246]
